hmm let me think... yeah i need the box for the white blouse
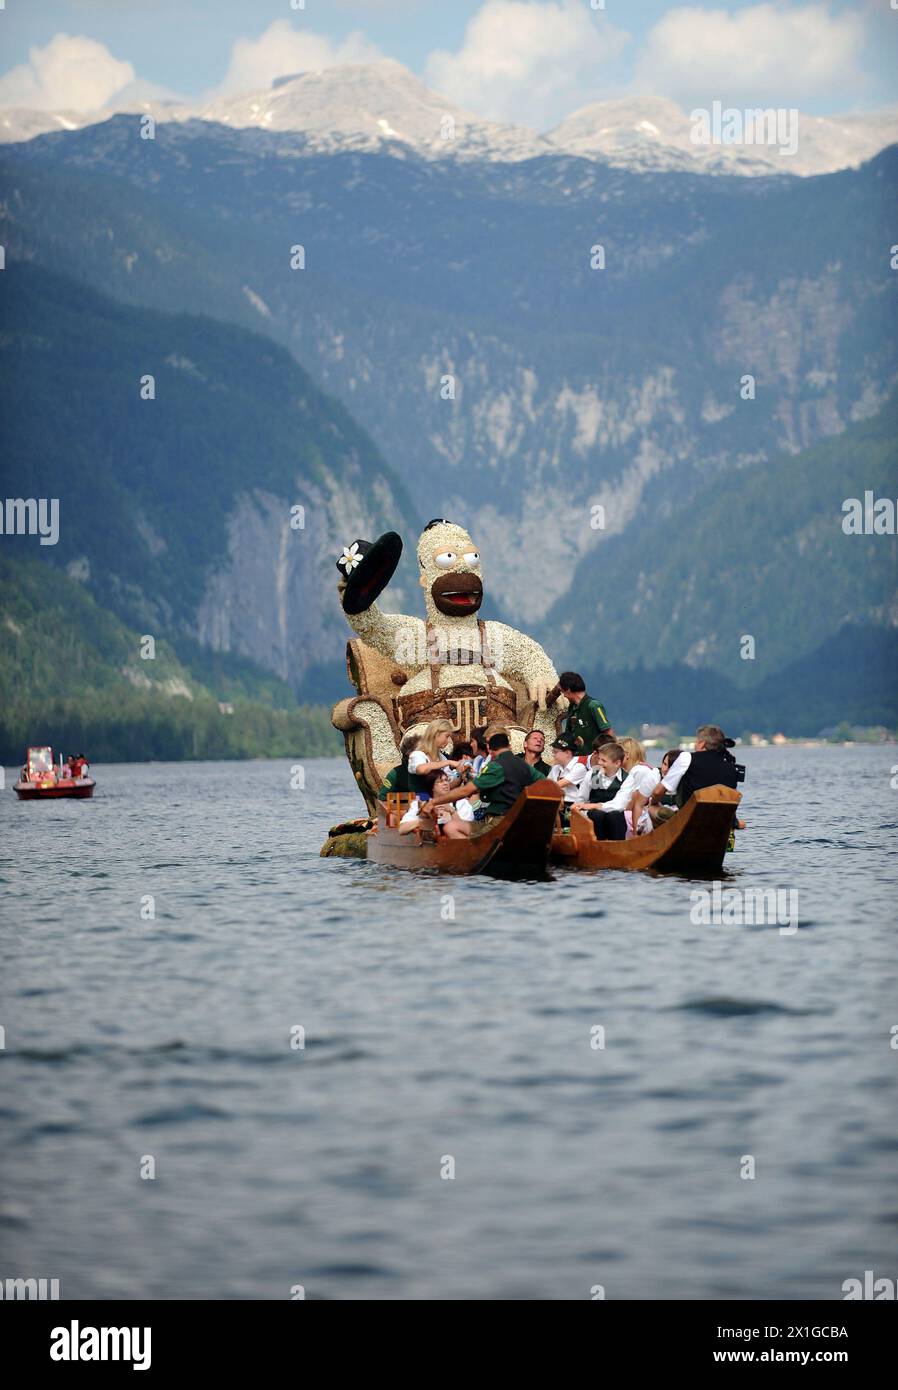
[400,797,475,825]
[600,763,661,817]
[660,751,691,794]
[549,759,588,802]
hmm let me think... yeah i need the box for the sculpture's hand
[527,679,552,711]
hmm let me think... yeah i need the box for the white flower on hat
[340,543,362,572]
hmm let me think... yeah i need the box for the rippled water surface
[1,747,896,1300]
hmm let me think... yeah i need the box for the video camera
[723,738,746,783]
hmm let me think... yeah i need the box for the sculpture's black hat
[336,531,403,615]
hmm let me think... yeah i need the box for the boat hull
[14,779,96,800]
[551,785,741,874]
[367,778,563,876]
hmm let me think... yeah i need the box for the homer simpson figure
[336,518,565,749]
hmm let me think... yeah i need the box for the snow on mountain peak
[191,60,548,161]
[547,96,898,177]
[0,61,895,177]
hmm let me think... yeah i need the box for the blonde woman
[571,736,659,840]
[407,718,464,790]
[618,736,647,768]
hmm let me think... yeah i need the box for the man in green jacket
[559,672,612,753]
[426,731,541,831]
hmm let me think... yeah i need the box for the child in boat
[548,736,588,802]
[470,726,490,774]
[571,738,659,840]
[450,739,474,777]
[647,748,682,825]
[578,733,625,804]
[399,769,473,840]
[548,735,588,825]
[378,732,422,802]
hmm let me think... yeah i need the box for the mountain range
[0,62,895,735]
[2,60,897,177]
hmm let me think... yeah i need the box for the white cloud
[333,0,417,8]
[635,3,867,107]
[424,0,630,130]
[0,33,134,112]
[212,20,383,97]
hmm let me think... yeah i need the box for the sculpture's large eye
[463,551,480,565]
[435,552,457,568]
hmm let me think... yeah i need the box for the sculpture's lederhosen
[395,620,518,738]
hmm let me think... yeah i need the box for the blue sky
[1,1,896,128]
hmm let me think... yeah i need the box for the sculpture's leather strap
[426,623,441,695]
[478,620,498,687]
[424,621,497,688]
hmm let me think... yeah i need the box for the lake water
[1,747,895,1301]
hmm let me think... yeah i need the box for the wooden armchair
[331,639,408,816]
[384,791,414,828]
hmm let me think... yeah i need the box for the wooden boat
[14,746,95,801]
[368,779,563,876]
[551,785,741,874]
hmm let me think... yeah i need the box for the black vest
[676,749,740,808]
[484,750,535,814]
[587,767,624,804]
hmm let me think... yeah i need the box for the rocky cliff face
[195,484,416,690]
[0,264,418,697]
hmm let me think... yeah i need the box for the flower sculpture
[334,520,566,771]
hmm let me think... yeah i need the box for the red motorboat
[14,746,95,800]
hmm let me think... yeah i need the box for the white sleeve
[661,751,691,793]
[634,766,661,797]
[456,798,475,822]
[407,750,428,773]
[602,770,636,813]
[400,800,420,824]
[566,761,588,786]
